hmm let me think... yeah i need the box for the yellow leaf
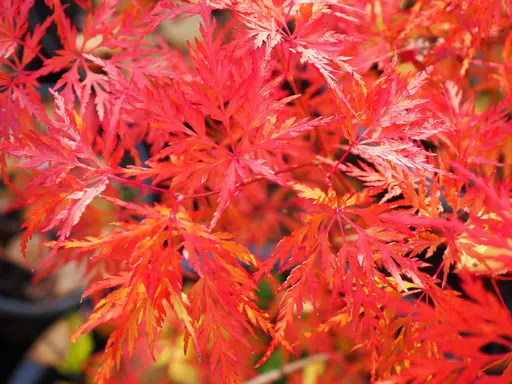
[218,240,258,266]
[289,182,335,207]
[302,360,325,384]
[72,109,88,137]
[170,291,199,354]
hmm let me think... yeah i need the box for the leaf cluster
[2,0,512,383]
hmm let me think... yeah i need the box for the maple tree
[2,0,512,382]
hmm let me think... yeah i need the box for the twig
[244,353,330,384]
[109,162,318,201]
[274,47,329,157]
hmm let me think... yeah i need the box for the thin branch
[244,353,330,384]
[109,162,318,201]
[275,47,329,157]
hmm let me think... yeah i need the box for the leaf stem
[109,174,179,198]
[275,48,329,157]
[109,162,318,201]
[244,353,330,384]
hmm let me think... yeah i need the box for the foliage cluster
[2,0,512,383]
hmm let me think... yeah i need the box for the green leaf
[57,314,95,375]
[474,92,491,113]
[256,280,273,310]
[256,350,283,374]
[120,186,139,202]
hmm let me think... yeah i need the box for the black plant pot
[0,184,85,380]
[0,280,84,380]
[6,360,49,384]
[6,361,72,384]
[6,332,108,384]
[0,285,84,344]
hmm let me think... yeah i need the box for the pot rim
[0,290,84,318]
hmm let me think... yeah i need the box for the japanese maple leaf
[38,0,166,120]
[395,275,512,383]
[0,0,52,138]
[344,60,450,174]
[3,90,108,268]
